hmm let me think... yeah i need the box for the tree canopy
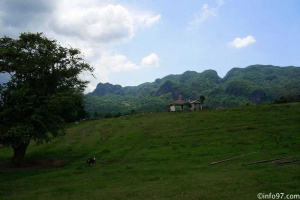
[0,32,94,166]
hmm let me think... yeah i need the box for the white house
[187,100,201,111]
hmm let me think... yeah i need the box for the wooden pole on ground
[209,151,260,166]
[242,157,290,166]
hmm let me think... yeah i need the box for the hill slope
[1,103,300,199]
[86,65,300,117]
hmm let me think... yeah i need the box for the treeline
[274,95,300,104]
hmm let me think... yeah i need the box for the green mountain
[85,65,300,117]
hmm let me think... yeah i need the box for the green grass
[1,103,300,199]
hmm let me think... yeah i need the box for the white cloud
[229,35,256,48]
[136,14,161,28]
[48,1,161,92]
[0,0,162,92]
[198,4,217,23]
[51,4,135,43]
[141,53,160,67]
[82,52,160,92]
[50,2,160,44]
[187,0,223,31]
[98,53,160,73]
[144,14,161,27]
[106,54,139,72]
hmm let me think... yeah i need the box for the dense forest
[86,65,300,117]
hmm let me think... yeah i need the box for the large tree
[0,32,94,167]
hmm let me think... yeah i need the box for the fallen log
[209,151,260,166]
[242,157,290,166]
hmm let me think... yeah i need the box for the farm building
[188,100,201,111]
[167,100,202,112]
[167,100,188,112]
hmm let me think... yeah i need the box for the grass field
[1,103,300,199]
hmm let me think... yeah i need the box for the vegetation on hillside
[86,65,300,117]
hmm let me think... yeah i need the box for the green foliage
[0,32,93,166]
[0,103,299,199]
[93,83,125,96]
[225,79,255,96]
[2,125,33,148]
[86,65,300,116]
[274,95,300,104]
[199,95,205,103]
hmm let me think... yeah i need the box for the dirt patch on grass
[0,158,64,172]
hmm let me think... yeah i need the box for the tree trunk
[12,143,29,167]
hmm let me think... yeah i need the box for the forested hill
[85,65,300,117]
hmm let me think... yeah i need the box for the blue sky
[0,0,300,92]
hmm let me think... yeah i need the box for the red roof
[168,99,201,106]
[168,99,186,105]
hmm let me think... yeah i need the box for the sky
[1,0,300,93]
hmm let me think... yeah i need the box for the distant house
[188,100,201,111]
[167,99,202,112]
[167,100,188,112]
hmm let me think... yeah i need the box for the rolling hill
[85,65,300,117]
[1,103,300,199]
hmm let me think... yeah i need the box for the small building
[167,99,202,112]
[188,100,201,111]
[167,100,189,112]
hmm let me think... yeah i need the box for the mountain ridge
[85,65,300,117]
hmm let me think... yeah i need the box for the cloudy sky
[1,0,300,92]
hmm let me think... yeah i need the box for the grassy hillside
[1,103,300,199]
